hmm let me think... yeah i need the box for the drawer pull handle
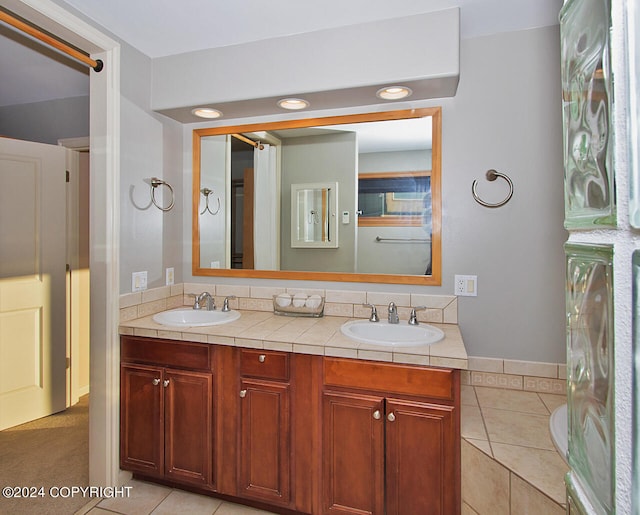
[240,389,247,398]
[258,354,266,363]
[152,378,160,386]
[373,410,381,420]
[163,379,170,387]
[387,412,396,422]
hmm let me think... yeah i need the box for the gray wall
[181,25,566,364]
[0,96,89,145]
[118,41,183,292]
[280,132,357,272]
[439,26,566,362]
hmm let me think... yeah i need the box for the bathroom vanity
[119,313,464,515]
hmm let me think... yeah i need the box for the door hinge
[66,357,71,369]
[66,170,70,182]
[66,263,70,272]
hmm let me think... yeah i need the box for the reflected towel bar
[375,236,430,243]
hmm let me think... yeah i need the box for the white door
[0,138,67,430]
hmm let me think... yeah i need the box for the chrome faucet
[221,295,236,312]
[408,306,427,325]
[388,302,399,324]
[362,303,379,322]
[194,291,215,310]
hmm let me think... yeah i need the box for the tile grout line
[472,386,495,457]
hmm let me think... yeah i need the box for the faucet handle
[188,293,200,309]
[222,295,237,312]
[408,306,427,325]
[362,303,379,322]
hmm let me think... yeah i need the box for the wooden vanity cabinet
[322,358,460,515]
[120,336,214,489]
[237,349,292,506]
[119,336,460,515]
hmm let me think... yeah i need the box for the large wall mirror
[192,107,441,285]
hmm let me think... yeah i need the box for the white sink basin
[153,308,240,327]
[341,320,444,347]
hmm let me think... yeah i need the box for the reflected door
[0,138,67,429]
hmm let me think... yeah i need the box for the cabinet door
[120,364,163,476]
[238,379,291,505]
[322,391,385,515]
[164,369,213,488]
[385,398,458,515]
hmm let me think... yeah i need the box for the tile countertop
[119,309,468,370]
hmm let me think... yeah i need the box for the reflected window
[358,172,431,228]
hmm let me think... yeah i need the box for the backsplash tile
[504,359,558,378]
[366,291,411,307]
[249,285,286,299]
[325,290,367,304]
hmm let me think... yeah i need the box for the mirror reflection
[193,107,441,285]
[291,182,338,248]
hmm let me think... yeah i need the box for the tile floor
[461,385,568,507]
[75,480,278,515]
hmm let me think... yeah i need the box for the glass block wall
[565,243,615,514]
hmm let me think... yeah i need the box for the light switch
[342,211,350,224]
[132,271,148,292]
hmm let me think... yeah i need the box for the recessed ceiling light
[376,86,412,100]
[277,98,310,110]
[192,107,223,119]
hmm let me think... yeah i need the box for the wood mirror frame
[192,106,441,285]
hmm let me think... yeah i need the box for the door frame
[60,137,90,407]
[9,0,122,487]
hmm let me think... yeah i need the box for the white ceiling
[0,0,563,107]
[59,0,563,59]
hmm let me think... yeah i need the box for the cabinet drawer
[121,336,211,371]
[324,357,454,401]
[239,349,289,381]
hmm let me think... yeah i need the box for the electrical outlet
[131,271,148,292]
[166,267,175,286]
[454,274,477,297]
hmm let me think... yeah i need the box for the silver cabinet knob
[387,412,396,422]
[239,389,247,398]
[258,354,266,363]
[163,379,170,387]
[152,378,160,386]
[373,410,381,420]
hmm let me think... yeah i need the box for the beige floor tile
[492,443,568,505]
[510,473,565,514]
[461,404,488,440]
[461,440,510,515]
[538,393,567,414]
[214,502,278,514]
[475,387,549,414]
[151,490,222,514]
[75,498,102,514]
[462,501,479,514]
[466,438,493,456]
[88,508,123,514]
[97,480,171,515]
[461,385,478,406]
[482,407,555,450]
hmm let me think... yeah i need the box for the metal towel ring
[200,188,221,215]
[472,169,513,208]
[150,178,175,211]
